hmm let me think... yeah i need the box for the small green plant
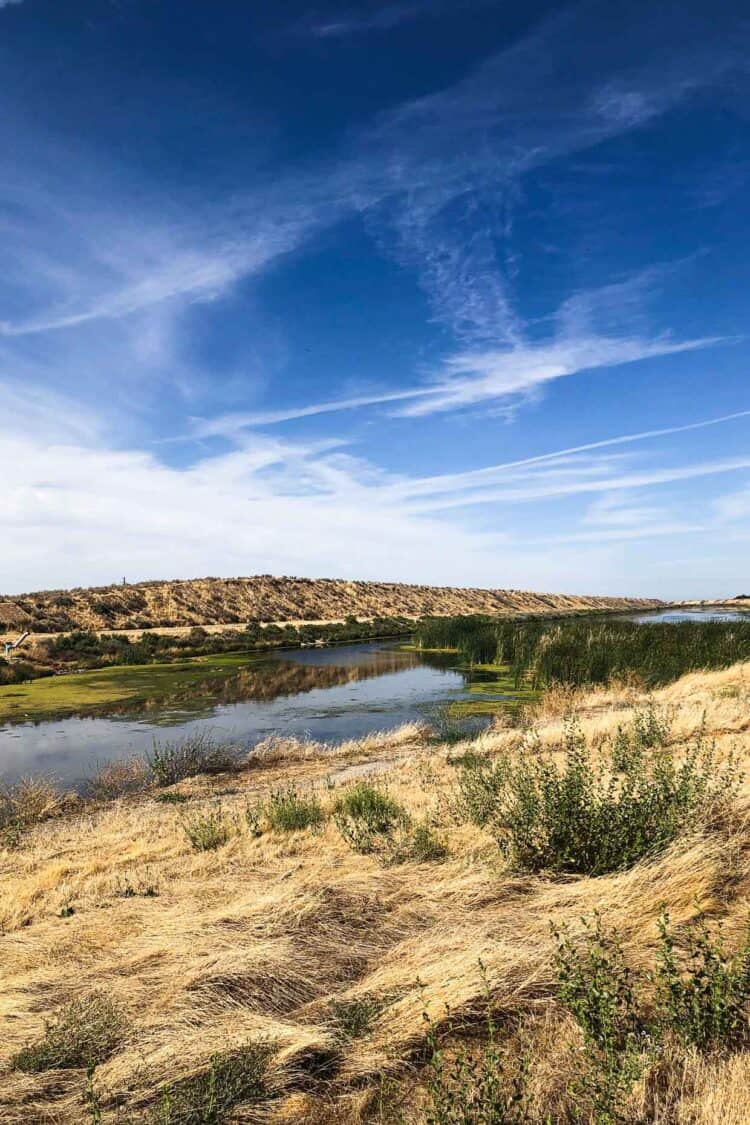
[147,735,240,787]
[328,995,386,1042]
[654,910,750,1051]
[333,782,408,854]
[149,1042,272,1124]
[12,991,125,1072]
[385,820,450,865]
[181,806,233,851]
[554,916,650,1123]
[424,974,530,1124]
[155,791,190,805]
[264,786,325,832]
[447,749,491,770]
[553,910,750,1122]
[244,801,263,837]
[115,869,159,898]
[610,706,671,772]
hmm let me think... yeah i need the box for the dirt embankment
[0,574,662,637]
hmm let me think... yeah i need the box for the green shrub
[12,991,124,1072]
[154,791,189,805]
[150,1042,273,1124]
[182,806,233,851]
[333,782,408,854]
[554,916,647,1123]
[424,989,530,1125]
[654,910,750,1050]
[553,911,750,1122]
[449,755,508,827]
[493,722,737,876]
[264,786,324,832]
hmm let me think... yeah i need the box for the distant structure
[3,631,29,660]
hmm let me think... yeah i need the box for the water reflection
[0,644,468,787]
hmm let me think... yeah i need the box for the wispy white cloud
[299,1,440,38]
[0,0,24,9]
[714,485,750,522]
[197,328,722,435]
[406,455,750,513]
[394,333,718,417]
[386,408,750,499]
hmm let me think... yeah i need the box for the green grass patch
[333,782,408,854]
[264,786,325,832]
[181,805,234,851]
[0,652,270,724]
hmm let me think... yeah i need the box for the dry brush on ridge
[3,666,750,1122]
[0,574,662,636]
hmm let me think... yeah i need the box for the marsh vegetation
[416,613,750,688]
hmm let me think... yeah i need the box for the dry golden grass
[0,573,661,638]
[2,666,750,1122]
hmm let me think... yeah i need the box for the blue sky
[1,0,749,597]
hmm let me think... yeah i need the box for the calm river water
[0,644,500,788]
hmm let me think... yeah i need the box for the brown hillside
[0,574,661,635]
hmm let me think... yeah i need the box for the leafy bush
[554,911,750,1122]
[150,1043,273,1124]
[181,806,233,851]
[449,755,508,827]
[424,989,530,1125]
[147,735,241,786]
[654,911,750,1050]
[493,721,737,876]
[12,991,125,1072]
[554,915,647,1122]
[610,704,671,772]
[264,786,325,832]
[333,782,408,854]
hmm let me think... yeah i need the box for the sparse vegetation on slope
[0,573,661,636]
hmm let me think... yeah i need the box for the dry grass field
[0,574,661,638]
[2,664,750,1123]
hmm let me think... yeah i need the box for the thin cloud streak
[196,332,724,436]
[408,456,750,513]
[390,408,750,499]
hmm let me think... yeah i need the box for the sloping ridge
[0,575,662,635]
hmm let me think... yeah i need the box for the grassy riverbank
[0,651,270,723]
[3,664,750,1122]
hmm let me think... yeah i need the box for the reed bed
[416,614,750,688]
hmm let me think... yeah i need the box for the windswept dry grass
[2,667,750,1122]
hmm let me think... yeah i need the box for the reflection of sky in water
[0,645,466,788]
[629,609,750,624]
